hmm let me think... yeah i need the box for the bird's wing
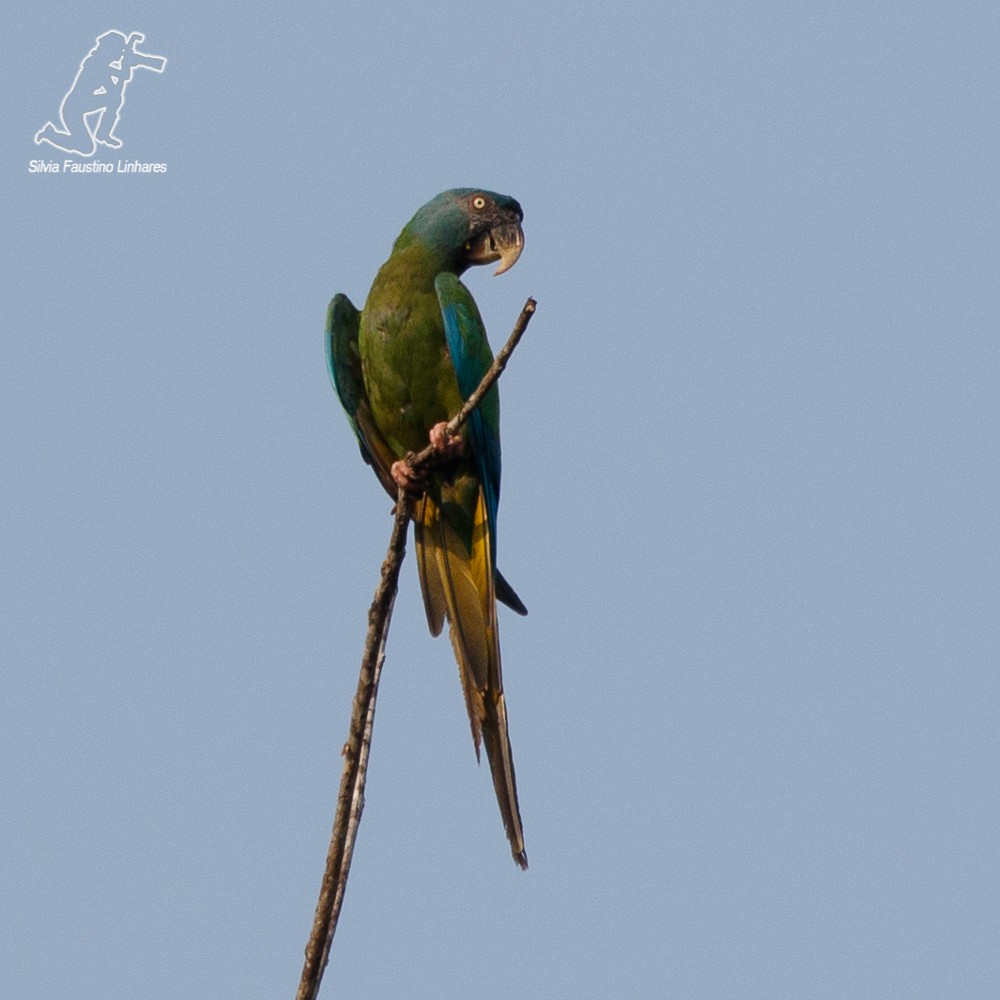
[434,274,527,616]
[325,294,397,497]
[434,274,501,542]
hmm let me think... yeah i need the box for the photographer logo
[31,30,167,174]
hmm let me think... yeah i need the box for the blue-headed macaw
[326,189,529,868]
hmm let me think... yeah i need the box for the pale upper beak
[465,221,525,275]
[490,222,524,275]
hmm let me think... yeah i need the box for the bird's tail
[414,489,527,869]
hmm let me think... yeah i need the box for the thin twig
[295,503,408,1000]
[296,296,537,1000]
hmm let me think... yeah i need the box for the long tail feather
[414,496,446,638]
[413,487,527,868]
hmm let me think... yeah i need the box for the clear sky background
[3,3,998,998]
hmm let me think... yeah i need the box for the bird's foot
[429,421,465,459]
[390,424,465,497]
[391,458,426,496]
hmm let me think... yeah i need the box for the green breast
[359,245,465,457]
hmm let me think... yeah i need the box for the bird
[326,188,529,869]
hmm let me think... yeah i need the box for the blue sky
[4,3,998,998]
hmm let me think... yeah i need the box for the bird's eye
[472,195,486,209]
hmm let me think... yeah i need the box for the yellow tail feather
[413,487,527,867]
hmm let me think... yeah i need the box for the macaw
[326,188,529,869]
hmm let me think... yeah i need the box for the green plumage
[327,189,529,868]
[362,245,471,454]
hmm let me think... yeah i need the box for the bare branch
[296,500,408,1000]
[295,296,537,1000]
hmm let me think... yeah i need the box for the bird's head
[395,188,524,276]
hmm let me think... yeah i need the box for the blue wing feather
[326,293,397,496]
[326,294,366,452]
[434,273,501,559]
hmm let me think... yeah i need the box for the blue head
[394,188,524,275]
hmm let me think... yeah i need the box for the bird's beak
[490,222,524,276]
[466,222,525,275]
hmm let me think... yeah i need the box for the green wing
[325,294,397,497]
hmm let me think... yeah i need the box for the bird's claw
[391,424,465,497]
[391,457,426,497]
[429,421,465,459]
